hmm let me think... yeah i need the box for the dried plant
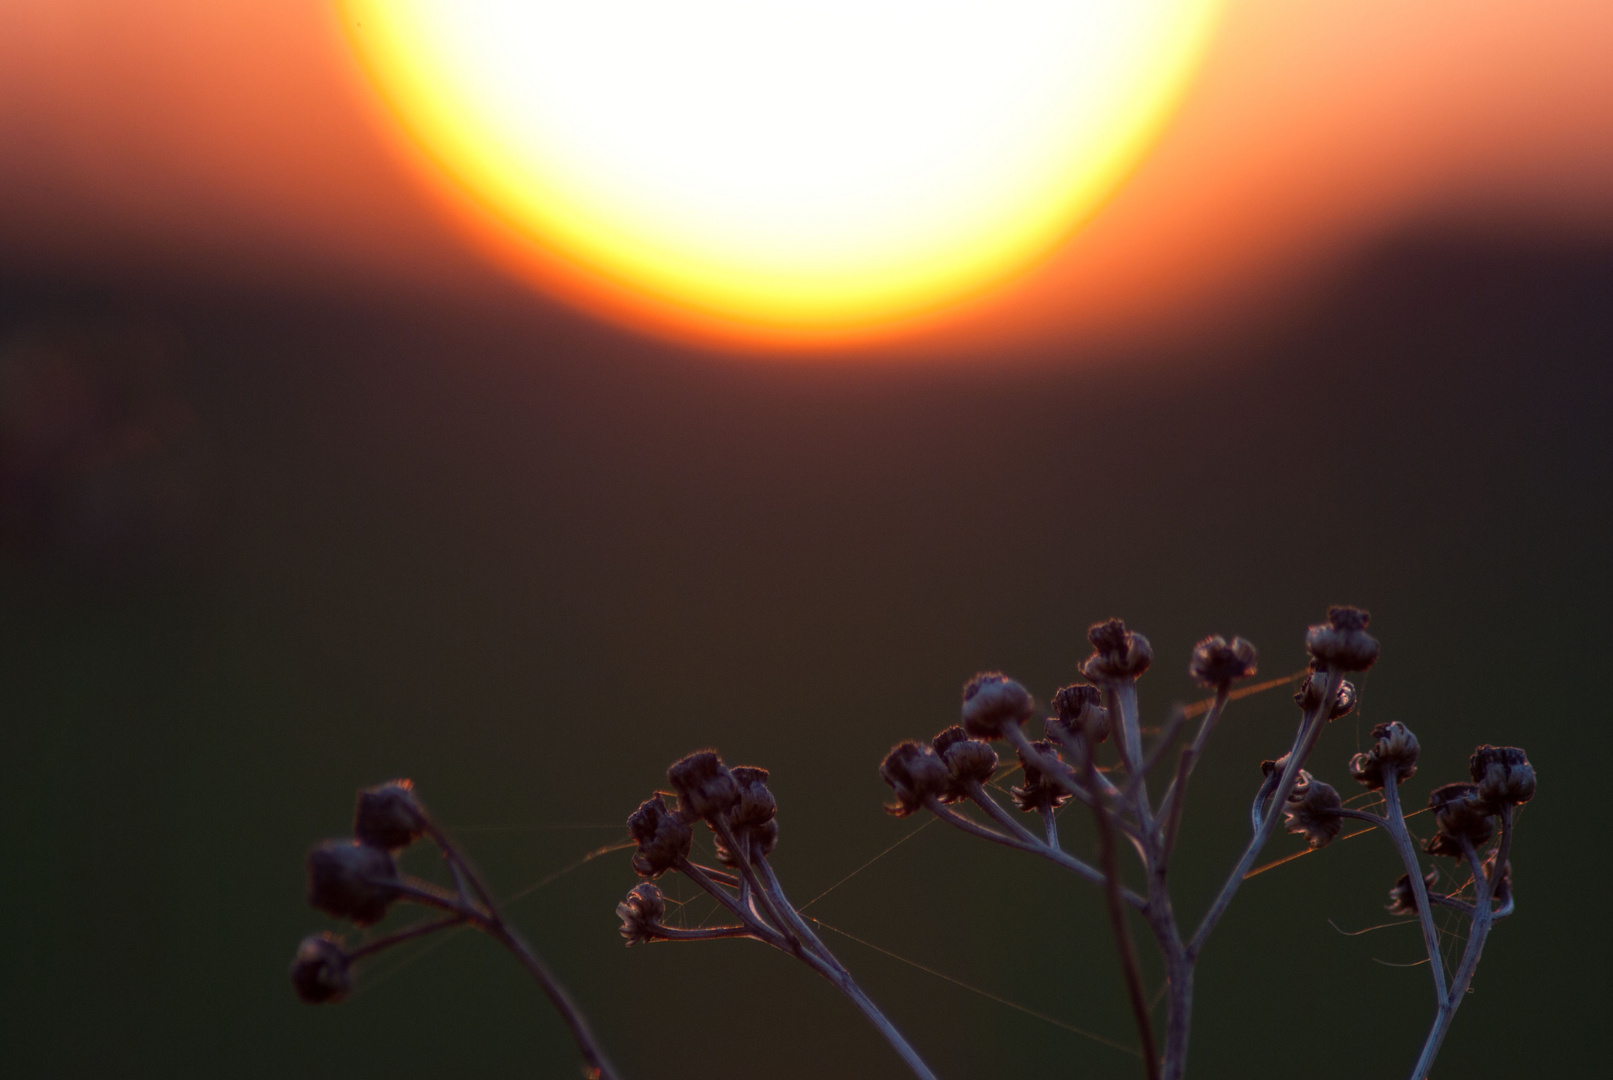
[290,780,620,1080]
[290,606,1532,1080]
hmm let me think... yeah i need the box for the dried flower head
[1189,635,1258,686]
[932,725,998,801]
[627,794,693,878]
[1469,745,1536,807]
[1386,870,1440,917]
[667,751,741,822]
[1082,619,1154,681]
[1282,771,1343,848]
[880,740,951,817]
[729,766,778,829]
[289,933,352,1004]
[1010,739,1075,813]
[960,672,1036,739]
[1051,683,1110,744]
[306,840,400,927]
[1294,663,1357,719]
[353,780,425,852]
[1425,782,1495,858]
[1347,722,1420,790]
[1304,606,1380,671]
[616,882,666,946]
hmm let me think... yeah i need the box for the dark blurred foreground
[1,228,1609,1078]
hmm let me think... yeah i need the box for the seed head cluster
[285,604,1537,1080]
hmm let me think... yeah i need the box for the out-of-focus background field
[2,3,1610,1078]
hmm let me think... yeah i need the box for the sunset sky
[2,8,1609,1080]
[2,0,1609,354]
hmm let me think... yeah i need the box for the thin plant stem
[753,848,837,961]
[1137,705,1186,782]
[927,794,1145,907]
[1041,805,1060,848]
[687,863,741,888]
[1159,746,1195,863]
[1334,801,1449,1004]
[1488,803,1515,890]
[964,780,1047,846]
[796,944,943,1080]
[1104,680,1155,836]
[347,915,466,961]
[1427,894,1477,917]
[484,920,623,1080]
[401,821,622,1080]
[421,817,500,915]
[646,924,755,943]
[1001,725,1147,852]
[1081,740,1159,1080]
[1049,721,1127,803]
[713,818,803,952]
[1381,773,1450,1003]
[1409,829,1501,1080]
[754,852,942,1080]
[1188,665,1338,961]
[675,857,790,950]
[1249,768,1281,833]
[1155,686,1230,832]
[392,877,478,916]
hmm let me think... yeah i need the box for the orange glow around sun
[339,1,1224,348]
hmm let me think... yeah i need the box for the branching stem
[1188,665,1338,962]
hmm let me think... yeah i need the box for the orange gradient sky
[0,0,1609,358]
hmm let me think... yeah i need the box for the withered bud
[1260,753,1291,779]
[1304,606,1380,671]
[932,725,998,801]
[1469,745,1536,807]
[667,751,741,822]
[880,740,951,817]
[1189,635,1258,686]
[1425,782,1495,858]
[1083,619,1154,681]
[290,933,351,1004]
[306,841,399,927]
[1282,771,1343,848]
[616,882,666,946]
[1386,870,1440,917]
[1347,722,1420,790]
[353,780,425,851]
[960,672,1036,739]
[1051,683,1110,744]
[1010,739,1075,813]
[729,766,777,829]
[1294,664,1357,720]
[627,794,693,878]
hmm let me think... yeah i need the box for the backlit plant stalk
[289,781,621,1080]
[874,606,1532,1080]
[617,754,941,1080]
[291,606,1533,1080]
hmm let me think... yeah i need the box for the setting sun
[340,0,1222,343]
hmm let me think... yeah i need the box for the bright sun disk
[341,0,1223,345]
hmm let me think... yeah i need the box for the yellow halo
[340,1,1223,345]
